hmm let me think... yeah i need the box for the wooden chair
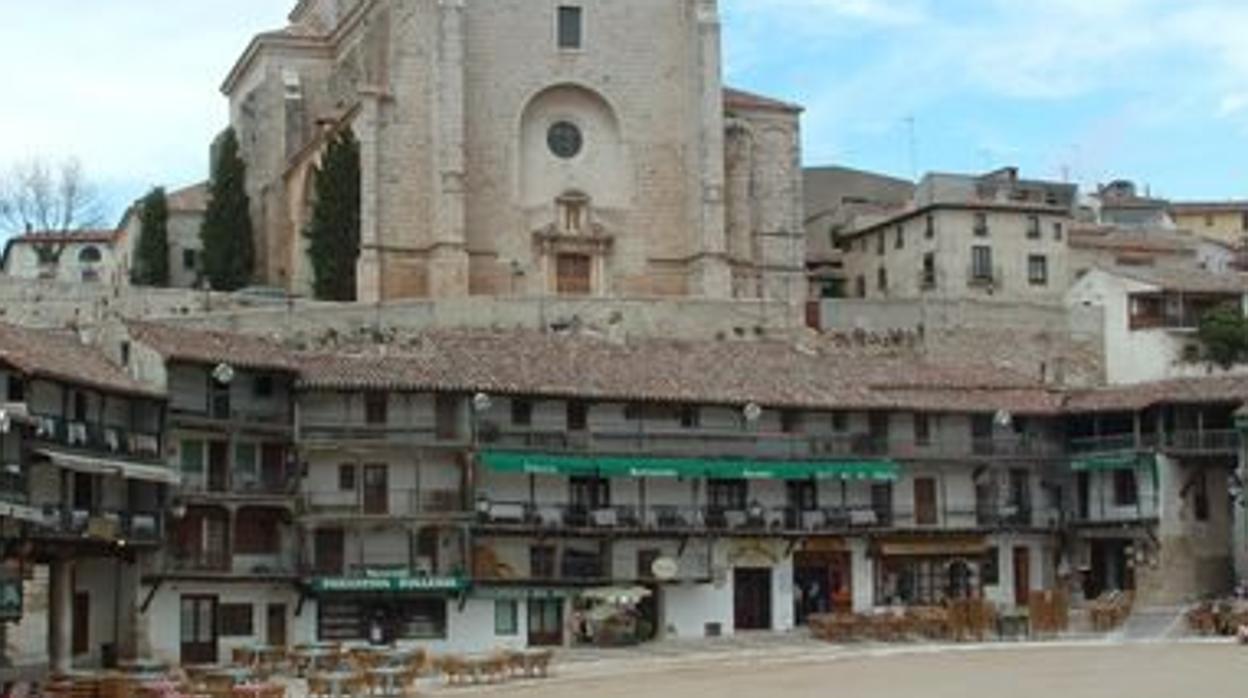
[306,678,330,698]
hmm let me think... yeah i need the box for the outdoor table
[368,666,407,697]
[292,648,339,674]
[206,667,256,687]
[230,683,269,698]
[248,646,286,667]
[310,670,358,698]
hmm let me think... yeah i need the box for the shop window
[219,604,254,637]
[495,600,519,636]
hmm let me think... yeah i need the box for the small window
[511,399,533,427]
[120,341,131,367]
[364,392,388,425]
[73,392,88,422]
[338,464,357,491]
[6,376,25,403]
[921,253,937,289]
[971,246,993,282]
[781,410,803,434]
[183,249,198,271]
[78,246,102,264]
[974,212,989,237]
[547,122,584,160]
[494,600,519,636]
[253,375,274,398]
[914,414,931,446]
[894,225,904,250]
[1113,469,1138,507]
[219,604,254,637]
[877,267,888,292]
[557,5,583,49]
[679,405,700,429]
[180,440,205,475]
[925,215,935,239]
[855,276,866,298]
[876,233,885,255]
[567,401,588,431]
[1026,215,1041,239]
[1028,255,1048,286]
[1053,222,1064,241]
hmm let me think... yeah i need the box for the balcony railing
[181,472,299,498]
[32,415,162,461]
[170,406,292,428]
[302,489,466,518]
[1069,430,1239,457]
[300,424,463,445]
[476,501,1050,533]
[38,508,163,544]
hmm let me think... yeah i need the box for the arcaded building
[222,0,805,304]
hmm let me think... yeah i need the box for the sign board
[651,557,679,581]
[0,572,22,621]
[312,576,468,594]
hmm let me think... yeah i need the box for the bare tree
[0,157,107,262]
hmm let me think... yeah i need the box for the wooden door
[733,568,773,631]
[314,529,345,576]
[72,592,90,656]
[362,465,388,515]
[555,254,592,296]
[266,604,288,648]
[527,599,564,647]
[180,595,218,665]
[1013,547,1031,607]
[914,478,938,526]
[208,441,229,492]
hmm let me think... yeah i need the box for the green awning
[480,452,899,482]
[1071,451,1155,472]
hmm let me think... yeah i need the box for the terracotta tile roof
[724,87,803,114]
[1101,265,1248,294]
[0,323,157,398]
[294,329,1052,413]
[1170,201,1248,214]
[8,229,117,245]
[1066,375,1248,413]
[1069,227,1196,255]
[126,322,299,373]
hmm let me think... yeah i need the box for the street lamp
[743,402,762,425]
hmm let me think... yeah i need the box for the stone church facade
[222,0,805,304]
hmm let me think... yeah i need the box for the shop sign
[312,576,468,594]
[0,572,21,621]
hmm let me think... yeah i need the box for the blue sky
[1,0,1245,233]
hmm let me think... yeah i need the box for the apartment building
[1170,201,1248,248]
[5,319,1248,668]
[839,168,1077,304]
[0,323,172,674]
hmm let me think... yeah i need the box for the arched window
[78,246,102,264]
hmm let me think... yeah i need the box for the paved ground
[430,638,1245,698]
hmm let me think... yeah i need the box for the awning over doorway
[481,451,900,482]
[1070,451,1156,473]
[36,448,181,485]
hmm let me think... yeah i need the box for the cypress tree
[131,187,170,287]
[200,128,255,291]
[305,130,361,301]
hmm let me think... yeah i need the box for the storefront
[793,539,852,624]
[873,537,989,607]
[309,575,467,644]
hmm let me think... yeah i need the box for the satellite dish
[212,363,236,385]
[651,557,679,581]
[994,410,1013,428]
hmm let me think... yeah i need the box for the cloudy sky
[1,0,1245,232]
